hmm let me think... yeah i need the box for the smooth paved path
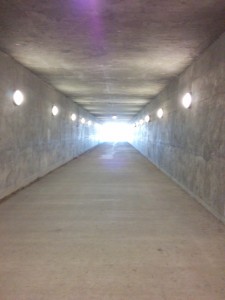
[0,143,225,300]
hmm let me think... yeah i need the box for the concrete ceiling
[0,0,225,121]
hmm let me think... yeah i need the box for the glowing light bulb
[71,113,76,121]
[52,105,59,116]
[13,90,24,106]
[182,93,192,109]
[145,115,150,122]
[157,108,163,119]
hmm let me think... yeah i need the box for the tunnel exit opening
[99,122,133,143]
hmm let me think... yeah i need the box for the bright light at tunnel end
[99,121,133,143]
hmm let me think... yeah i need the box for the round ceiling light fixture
[13,90,24,106]
[145,115,151,122]
[157,108,164,119]
[71,113,76,121]
[182,93,192,109]
[139,119,144,125]
[81,117,86,124]
[52,105,59,116]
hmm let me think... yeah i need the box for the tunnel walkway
[0,142,225,300]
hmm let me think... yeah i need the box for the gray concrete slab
[0,142,225,300]
[1,1,225,120]
[0,50,99,201]
[132,32,225,223]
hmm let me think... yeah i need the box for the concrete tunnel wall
[0,51,100,200]
[131,32,225,223]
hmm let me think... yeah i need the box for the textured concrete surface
[0,142,225,300]
[0,50,99,200]
[132,32,225,222]
[0,1,225,120]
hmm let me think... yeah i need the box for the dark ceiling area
[0,0,225,121]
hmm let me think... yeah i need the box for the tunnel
[0,1,225,299]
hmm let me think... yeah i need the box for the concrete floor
[0,143,225,300]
